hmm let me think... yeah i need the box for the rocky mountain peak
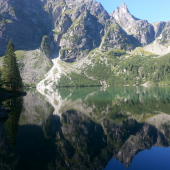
[112,2,138,26]
[112,2,130,18]
[119,2,129,13]
[111,2,145,33]
[0,0,169,61]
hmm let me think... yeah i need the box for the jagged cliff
[1,0,170,59]
[0,0,52,55]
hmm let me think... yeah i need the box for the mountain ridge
[1,0,170,87]
[0,0,170,57]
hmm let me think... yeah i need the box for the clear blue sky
[96,0,170,23]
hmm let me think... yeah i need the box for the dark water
[1,86,170,170]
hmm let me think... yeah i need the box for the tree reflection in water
[5,97,23,148]
[0,96,23,169]
[1,87,170,170]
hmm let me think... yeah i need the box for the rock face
[53,13,72,49]
[143,21,170,55]
[112,2,155,45]
[1,0,170,62]
[156,21,170,45]
[112,2,140,31]
[152,22,166,39]
[60,10,104,62]
[0,0,52,56]
[99,22,134,51]
[16,49,53,86]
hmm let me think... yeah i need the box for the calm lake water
[1,86,170,170]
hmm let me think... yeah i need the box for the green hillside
[53,48,170,87]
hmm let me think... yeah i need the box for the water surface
[1,86,170,170]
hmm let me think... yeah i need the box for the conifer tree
[1,40,23,91]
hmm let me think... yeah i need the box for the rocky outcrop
[152,21,166,39]
[156,21,170,46]
[0,48,53,86]
[53,13,72,48]
[16,49,53,86]
[100,22,134,51]
[60,10,104,62]
[64,0,110,24]
[111,2,140,31]
[0,0,52,56]
[143,21,170,55]
[0,0,110,62]
[112,2,155,45]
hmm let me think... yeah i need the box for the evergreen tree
[1,40,23,91]
[40,35,51,57]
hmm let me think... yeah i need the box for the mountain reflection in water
[0,86,170,170]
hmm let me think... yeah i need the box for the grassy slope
[1,47,170,87]
[0,50,53,87]
[56,47,170,87]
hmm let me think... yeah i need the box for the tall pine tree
[1,40,23,91]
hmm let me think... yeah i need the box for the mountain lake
[1,86,170,170]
